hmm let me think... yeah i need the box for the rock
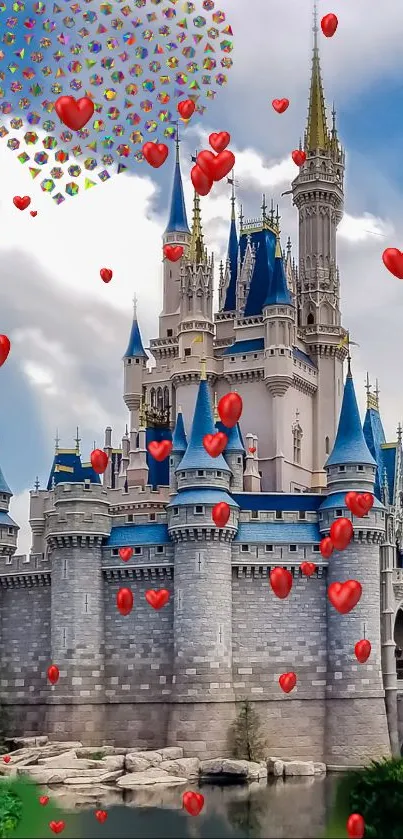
[267,757,285,777]
[157,747,183,760]
[47,785,123,810]
[76,747,117,759]
[117,769,187,788]
[17,766,123,785]
[1,750,39,767]
[5,737,48,748]
[99,756,125,771]
[125,751,163,772]
[62,771,123,785]
[313,762,326,774]
[246,761,268,780]
[159,758,199,779]
[38,755,106,770]
[284,761,315,777]
[200,758,249,778]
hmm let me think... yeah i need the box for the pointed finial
[213,391,219,422]
[93,440,96,451]
[286,236,292,256]
[228,171,236,220]
[178,404,183,415]
[175,121,180,163]
[275,204,280,229]
[125,423,128,436]
[200,357,207,381]
[332,103,337,132]
[34,475,40,491]
[347,339,352,376]
[270,197,274,224]
[75,426,81,454]
[365,372,371,407]
[132,293,137,318]
[313,0,318,49]
[397,422,402,445]
[239,204,244,231]
[375,378,380,407]
[261,193,267,221]
[54,429,60,454]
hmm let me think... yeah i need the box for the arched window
[163,387,169,409]
[157,388,163,410]
[292,413,303,465]
[325,436,330,455]
[307,312,314,325]
[150,388,156,408]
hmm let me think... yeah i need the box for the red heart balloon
[361,492,374,513]
[39,796,49,806]
[3,755,10,764]
[209,131,230,153]
[203,432,228,457]
[147,440,172,462]
[292,149,306,167]
[269,567,293,599]
[116,587,133,617]
[212,501,230,528]
[118,547,133,562]
[183,791,204,817]
[330,517,354,551]
[191,163,213,196]
[217,392,243,428]
[321,13,338,38]
[177,99,195,120]
[354,639,371,664]
[30,210,37,217]
[143,141,169,168]
[196,149,216,176]
[163,244,184,263]
[13,195,30,210]
[382,248,403,280]
[55,95,94,131]
[145,589,170,610]
[328,580,362,614]
[300,562,316,577]
[320,536,334,559]
[90,448,109,475]
[49,822,65,835]
[47,664,59,686]
[346,814,365,839]
[100,268,113,283]
[211,150,235,182]
[0,335,11,367]
[248,447,256,454]
[345,492,367,518]
[272,98,289,113]
[279,672,297,693]
[95,810,108,824]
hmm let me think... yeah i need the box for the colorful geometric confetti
[0,0,234,203]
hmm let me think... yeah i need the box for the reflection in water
[45,775,339,839]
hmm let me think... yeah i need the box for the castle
[1,21,403,768]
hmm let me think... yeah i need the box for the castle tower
[46,481,110,743]
[292,10,347,490]
[220,177,239,313]
[320,359,391,766]
[167,360,239,757]
[0,459,18,560]
[160,132,191,340]
[177,190,214,362]
[263,235,295,490]
[123,295,148,436]
[169,407,187,494]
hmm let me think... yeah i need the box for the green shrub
[88,751,105,761]
[348,758,403,839]
[229,700,267,762]
[0,789,22,839]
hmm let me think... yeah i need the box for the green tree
[229,700,267,762]
[325,758,403,839]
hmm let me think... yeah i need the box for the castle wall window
[358,465,364,472]
[313,545,320,552]
[289,545,297,552]
[112,549,119,556]
[336,509,343,517]
[156,546,164,554]
[2,494,6,500]
[150,388,156,408]
[197,470,205,477]
[298,510,306,520]
[163,387,169,409]
[23,555,30,564]
[194,505,204,515]
[265,545,273,552]
[157,388,163,409]
[275,510,283,520]
[5,556,12,565]
[127,514,133,523]
[184,348,191,357]
[173,506,179,515]
[292,421,303,465]
[325,436,330,454]
[217,471,222,477]
[135,358,140,364]
[338,465,345,472]
[134,547,142,555]
[237,457,242,464]
[149,513,156,521]
[241,544,249,552]
[307,312,314,325]
[251,510,259,519]
[84,481,90,491]
[167,329,173,337]
[7,527,13,535]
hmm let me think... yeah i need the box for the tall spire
[223,172,238,311]
[164,124,190,235]
[123,295,147,359]
[305,2,329,152]
[326,363,376,468]
[189,182,205,263]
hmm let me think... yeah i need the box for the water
[42,775,339,839]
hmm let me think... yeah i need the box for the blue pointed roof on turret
[243,228,276,317]
[164,140,190,235]
[123,298,147,359]
[0,463,11,495]
[177,367,230,472]
[223,205,238,311]
[264,239,292,306]
[172,408,187,453]
[326,365,376,467]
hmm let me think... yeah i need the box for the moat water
[40,775,340,839]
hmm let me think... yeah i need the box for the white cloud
[338,213,392,243]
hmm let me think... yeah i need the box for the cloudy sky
[1,0,403,552]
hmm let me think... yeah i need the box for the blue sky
[1,0,403,550]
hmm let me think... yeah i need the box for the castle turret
[127,403,149,489]
[123,295,147,436]
[118,429,130,489]
[220,178,238,313]
[103,426,113,489]
[169,407,187,494]
[177,191,214,364]
[320,359,391,766]
[0,458,18,560]
[167,360,239,757]
[243,433,261,492]
[216,417,245,492]
[160,133,191,340]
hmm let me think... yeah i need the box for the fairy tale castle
[2,22,403,767]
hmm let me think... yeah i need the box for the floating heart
[269,567,293,599]
[354,639,371,664]
[145,589,170,610]
[95,810,108,824]
[100,268,113,284]
[13,196,30,211]
[30,211,37,218]
[272,98,289,113]
[345,491,366,518]
[209,131,231,153]
[248,447,256,454]
[329,517,354,551]
[49,823,65,835]
[177,100,196,120]
[47,664,59,686]
[164,245,184,263]
[39,796,49,806]
[346,814,365,839]
[328,580,362,614]
[118,547,133,563]
[211,150,236,182]
[116,587,134,617]
[279,672,297,693]
[55,96,95,132]
[2,755,10,764]
[382,248,403,279]
[321,13,338,38]
[191,163,213,197]
[361,492,374,513]
[300,562,316,577]
[183,791,205,817]
[218,392,243,428]
[292,149,306,167]
[196,149,216,176]
[90,449,109,475]
[320,536,334,559]
[143,142,169,169]
[0,336,11,368]
[203,432,228,457]
[147,440,172,462]
[212,501,230,528]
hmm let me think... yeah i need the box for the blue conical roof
[216,419,245,452]
[264,242,292,306]
[363,402,386,499]
[0,464,11,495]
[123,313,147,359]
[172,409,187,453]
[223,211,238,311]
[326,368,376,467]
[177,377,230,472]
[164,146,190,235]
[243,229,276,317]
